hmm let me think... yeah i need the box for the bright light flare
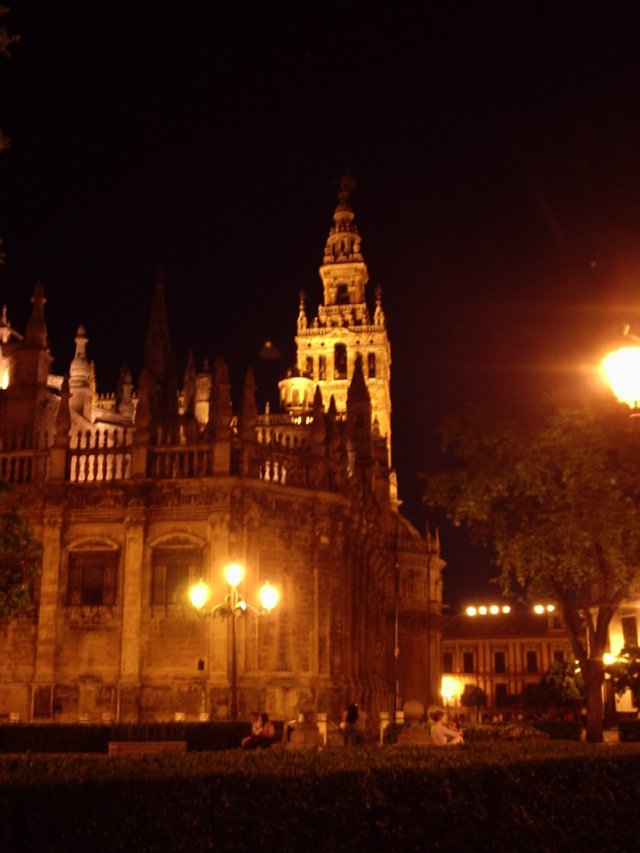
[441,676,460,700]
[258,581,279,612]
[224,562,245,588]
[189,580,210,610]
[601,345,640,409]
[466,606,477,616]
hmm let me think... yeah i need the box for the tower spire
[287,180,393,464]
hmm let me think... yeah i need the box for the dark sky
[3,3,640,609]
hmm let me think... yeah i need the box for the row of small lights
[465,604,555,616]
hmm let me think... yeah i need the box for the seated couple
[430,710,464,746]
[241,711,275,749]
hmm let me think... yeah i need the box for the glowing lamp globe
[224,562,245,588]
[258,581,279,612]
[601,343,640,409]
[189,580,210,610]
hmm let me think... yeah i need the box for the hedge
[619,718,640,742]
[0,742,638,851]
[0,721,251,753]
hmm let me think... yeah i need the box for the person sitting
[430,709,464,746]
[255,712,275,748]
[241,710,263,749]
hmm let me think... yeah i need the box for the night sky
[3,3,640,609]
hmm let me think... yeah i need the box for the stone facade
[0,188,444,724]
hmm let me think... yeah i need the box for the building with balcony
[0,186,444,724]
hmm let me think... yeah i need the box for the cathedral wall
[0,478,397,723]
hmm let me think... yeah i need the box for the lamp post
[189,562,279,720]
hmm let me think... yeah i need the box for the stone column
[117,511,146,721]
[32,510,64,719]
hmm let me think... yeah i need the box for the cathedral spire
[143,268,178,427]
[24,282,48,349]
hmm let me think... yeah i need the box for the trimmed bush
[619,718,640,742]
[533,719,582,740]
[0,721,251,753]
[0,743,639,851]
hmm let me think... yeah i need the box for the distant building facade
[0,187,444,724]
[441,608,573,714]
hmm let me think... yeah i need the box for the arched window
[336,284,349,304]
[367,352,376,378]
[152,544,203,606]
[68,548,118,607]
[334,344,347,379]
[318,355,326,380]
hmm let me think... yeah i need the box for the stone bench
[107,740,187,757]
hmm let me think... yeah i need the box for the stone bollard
[396,700,431,745]
[379,710,389,744]
[287,699,323,749]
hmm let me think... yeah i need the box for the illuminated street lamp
[601,325,640,413]
[189,562,279,720]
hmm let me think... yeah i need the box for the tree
[0,482,42,620]
[423,399,640,742]
[460,684,487,721]
[606,645,640,710]
[539,659,584,711]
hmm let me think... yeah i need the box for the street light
[601,325,640,413]
[189,562,279,720]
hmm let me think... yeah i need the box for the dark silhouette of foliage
[0,482,42,620]
[424,398,640,742]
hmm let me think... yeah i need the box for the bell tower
[284,176,393,461]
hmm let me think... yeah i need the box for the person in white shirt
[430,710,464,746]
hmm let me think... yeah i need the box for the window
[305,356,313,377]
[68,551,117,607]
[337,283,349,304]
[494,651,506,674]
[526,651,538,674]
[334,344,347,379]
[495,684,508,707]
[622,615,638,648]
[462,651,475,674]
[318,355,326,380]
[367,352,376,378]
[553,650,565,664]
[152,547,202,606]
[443,651,453,673]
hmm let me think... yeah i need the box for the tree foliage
[460,684,487,709]
[606,645,640,708]
[0,482,42,620]
[424,398,640,741]
[540,659,584,707]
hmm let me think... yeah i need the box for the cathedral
[0,183,444,725]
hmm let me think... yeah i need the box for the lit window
[622,615,638,647]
